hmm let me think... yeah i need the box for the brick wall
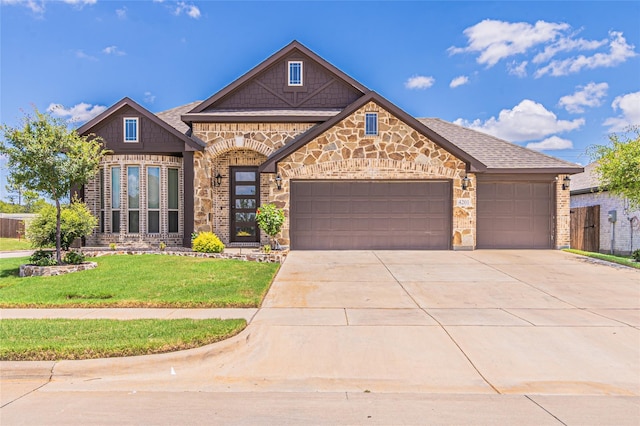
[571,192,640,255]
[84,154,184,248]
[555,174,571,249]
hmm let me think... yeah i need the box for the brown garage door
[290,181,451,250]
[477,181,554,249]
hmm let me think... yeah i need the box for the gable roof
[418,118,583,173]
[77,97,204,151]
[260,91,486,173]
[570,162,600,194]
[156,101,202,134]
[187,40,369,115]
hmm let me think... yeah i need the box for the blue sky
[1,0,639,201]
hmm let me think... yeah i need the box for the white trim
[123,117,139,143]
[288,61,303,86]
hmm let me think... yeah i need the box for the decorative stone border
[20,262,98,277]
[80,248,288,264]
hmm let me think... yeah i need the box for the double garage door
[290,181,451,250]
[289,179,555,250]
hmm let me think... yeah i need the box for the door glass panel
[235,199,256,209]
[236,226,256,237]
[235,212,256,222]
[236,185,256,195]
[235,171,256,182]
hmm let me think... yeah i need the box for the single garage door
[477,181,554,249]
[290,181,451,250]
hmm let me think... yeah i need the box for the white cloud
[1,0,45,14]
[558,82,608,113]
[47,102,107,124]
[144,91,156,104]
[75,50,97,61]
[448,19,568,67]
[174,1,200,19]
[449,76,469,88]
[405,75,435,90]
[507,61,528,77]
[534,31,637,77]
[62,0,96,5]
[603,91,640,131]
[103,45,126,56]
[453,99,585,142]
[532,36,606,64]
[526,136,574,151]
[116,6,127,19]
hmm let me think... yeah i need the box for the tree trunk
[55,198,62,265]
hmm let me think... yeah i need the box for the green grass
[0,318,246,361]
[0,237,32,251]
[0,255,280,308]
[564,249,640,269]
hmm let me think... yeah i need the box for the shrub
[192,232,225,253]
[27,200,97,250]
[632,249,640,262]
[256,204,285,247]
[63,250,86,265]
[29,249,57,266]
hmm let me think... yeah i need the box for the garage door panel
[291,181,451,250]
[477,181,553,249]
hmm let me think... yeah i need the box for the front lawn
[0,237,32,251]
[0,318,246,360]
[564,249,640,270]
[0,255,280,308]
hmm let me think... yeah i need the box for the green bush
[632,249,640,262]
[63,251,86,265]
[29,250,57,266]
[192,232,225,253]
[27,200,97,250]
[256,204,285,241]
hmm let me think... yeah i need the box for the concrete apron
[2,250,640,399]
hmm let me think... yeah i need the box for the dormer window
[288,61,303,86]
[124,117,138,143]
[365,113,378,136]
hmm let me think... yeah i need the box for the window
[365,113,378,136]
[147,167,160,234]
[168,168,179,233]
[124,118,138,142]
[288,61,303,86]
[127,166,139,233]
[111,167,121,233]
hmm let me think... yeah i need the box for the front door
[230,167,260,243]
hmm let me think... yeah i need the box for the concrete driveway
[2,250,639,424]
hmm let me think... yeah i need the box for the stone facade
[571,191,640,255]
[271,101,474,249]
[84,154,184,247]
[192,123,315,246]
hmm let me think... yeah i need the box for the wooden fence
[570,205,600,252]
[0,218,27,239]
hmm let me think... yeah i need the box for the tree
[589,126,640,211]
[256,203,285,249]
[27,200,97,251]
[0,107,108,263]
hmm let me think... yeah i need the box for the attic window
[365,113,378,136]
[288,61,303,86]
[124,118,138,143]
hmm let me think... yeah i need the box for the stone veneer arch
[205,137,275,158]
[283,158,461,179]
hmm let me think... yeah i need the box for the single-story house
[570,162,640,255]
[77,41,582,251]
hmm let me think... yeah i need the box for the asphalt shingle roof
[156,101,201,134]
[418,118,582,171]
[570,162,600,191]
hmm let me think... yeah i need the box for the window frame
[288,61,303,86]
[123,117,139,143]
[365,112,378,136]
[168,168,179,234]
[111,166,121,233]
[146,166,161,234]
[127,166,140,234]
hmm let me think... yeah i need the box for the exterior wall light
[461,176,470,191]
[213,173,223,187]
[562,175,571,190]
[275,174,282,190]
